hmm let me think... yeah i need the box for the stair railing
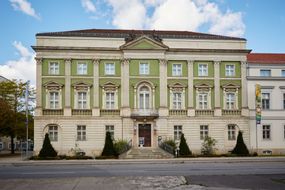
[118,139,132,154]
[158,140,175,155]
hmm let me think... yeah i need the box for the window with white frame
[282,70,285,77]
[200,125,208,140]
[174,125,182,141]
[226,93,235,109]
[49,125,58,141]
[0,142,3,150]
[139,62,149,75]
[198,93,208,109]
[77,125,86,141]
[49,91,59,109]
[49,62,59,75]
[262,125,271,140]
[106,92,115,109]
[260,69,271,77]
[106,125,114,140]
[228,124,236,140]
[225,65,235,76]
[77,62,87,75]
[198,64,208,76]
[173,92,182,109]
[172,64,182,76]
[139,86,150,109]
[262,93,270,110]
[105,63,115,75]
[77,92,87,109]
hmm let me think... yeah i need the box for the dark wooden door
[139,124,151,147]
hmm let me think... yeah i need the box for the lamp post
[25,80,29,158]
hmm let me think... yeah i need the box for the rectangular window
[139,62,149,75]
[174,125,182,141]
[77,125,86,141]
[49,91,59,109]
[49,125,58,141]
[283,94,285,109]
[106,125,114,140]
[262,125,271,140]
[200,125,209,140]
[198,64,208,76]
[281,70,285,77]
[228,125,236,140]
[225,65,235,77]
[172,64,182,76]
[78,92,87,109]
[105,63,115,75]
[262,93,270,110]
[77,62,87,75]
[106,92,115,109]
[226,93,235,109]
[198,93,208,109]
[173,92,182,109]
[49,62,59,75]
[260,69,271,77]
[284,125,285,139]
[0,142,3,150]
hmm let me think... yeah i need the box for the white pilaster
[121,59,131,116]
[187,60,195,116]
[64,58,71,116]
[92,59,100,116]
[35,57,42,116]
[159,59,168,116]
[214,61,222,116]
[241,61,249,116]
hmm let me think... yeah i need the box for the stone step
[121,148,174,159]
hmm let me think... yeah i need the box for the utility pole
[25,80,29,158]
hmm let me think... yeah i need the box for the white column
[187,60,195,116]
[64,58,71,116]
[121,59,130,116]
[241,61,249,116]
[92,59,100,116]
[159,59,168,116]
[214,61,222,116]
[35,57,42,116]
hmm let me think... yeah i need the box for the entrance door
[138,124,151,147]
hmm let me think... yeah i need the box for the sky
[0,0,285,85]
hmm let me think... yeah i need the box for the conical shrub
[232,131,249,156]
[179,133,192,157]
[38,133,57,158]
[101,131,117,157]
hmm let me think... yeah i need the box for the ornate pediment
[168,83,186,92]
[100,82,120,91]
[120,35,168,50]
[221,83,240,89]
[43,81,64,90]
[72,81,92,91]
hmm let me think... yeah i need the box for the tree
[0,80,35,154]
[232,131,249,156]
[38,133,57,158]
[179,133,192,157]
[101,131,117,157]
[0,98,15,145]
[201,136,217,156]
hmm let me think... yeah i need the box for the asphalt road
[1,160,285,178]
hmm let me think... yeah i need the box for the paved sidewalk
[0,155,285,166]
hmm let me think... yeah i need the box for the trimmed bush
[163,139,176,149]
[179,133,192,157]
[38,133,57,158]
[232,131,249,156]
[114,139,128,154]
[201,136,217,156]
[101,131,117,157]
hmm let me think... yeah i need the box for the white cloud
[106,0,147,29]
[10,0,40,20]
[105,0,245,37]
[0,41,36,85]
[81,0,96,13]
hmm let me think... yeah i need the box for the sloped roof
[247,53,285,64]
[36,28,246,41]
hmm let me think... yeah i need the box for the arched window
[139,86,150,109]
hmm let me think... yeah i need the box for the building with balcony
[33,29,250,156]
[247,53,285,155]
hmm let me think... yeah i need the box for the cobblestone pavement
[0,176,246,190]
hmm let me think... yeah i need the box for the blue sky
[0,0,285,85]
